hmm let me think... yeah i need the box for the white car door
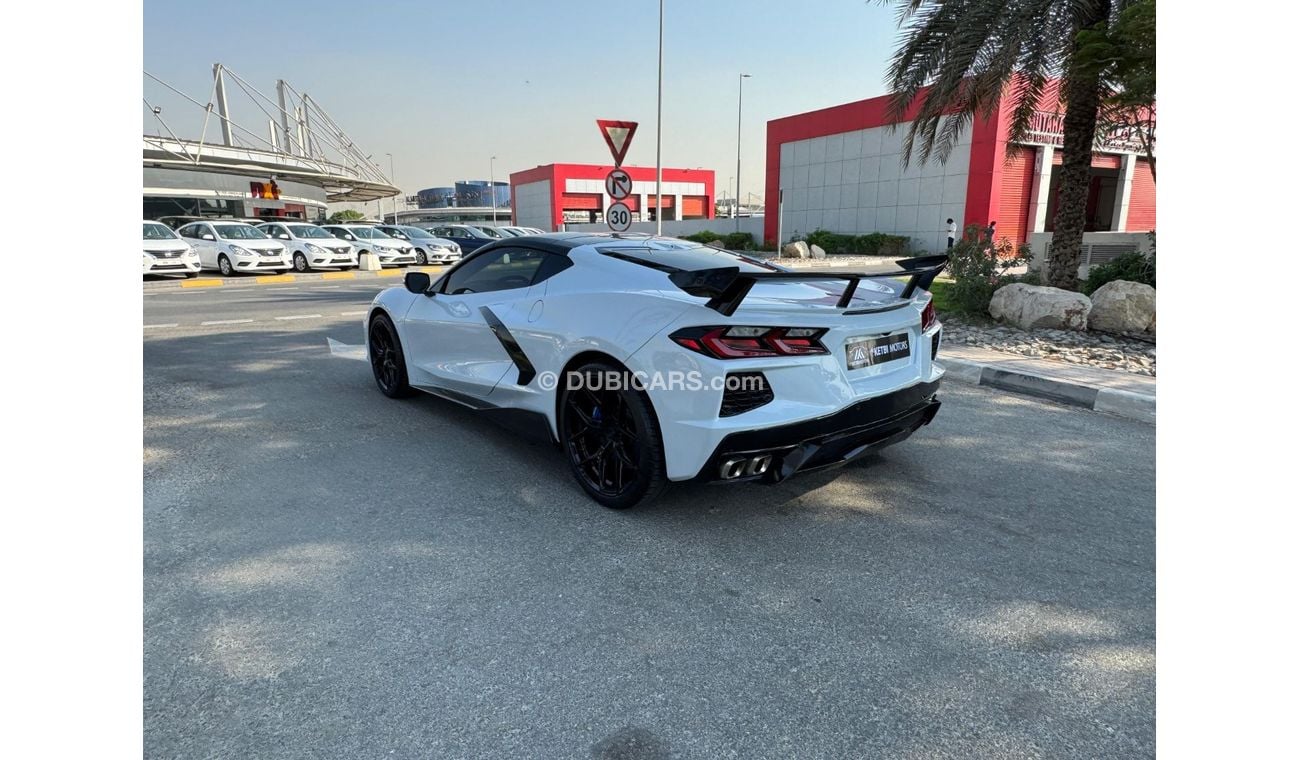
[180,224,214,269]
[401,247,549,399]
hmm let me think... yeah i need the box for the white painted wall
[1027,231,1153,278]
[776,119,971,252]
[513,180,552,231]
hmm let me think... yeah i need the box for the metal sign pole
[776,188,784,253]
[655,0,664,236]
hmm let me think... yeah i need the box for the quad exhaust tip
[720,454,774,480]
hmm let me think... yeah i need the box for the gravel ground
[941,315,1157,377]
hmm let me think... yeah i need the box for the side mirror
[202,234,215,241]
[404,271,432,295]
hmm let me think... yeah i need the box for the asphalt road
[144,282,1155,759]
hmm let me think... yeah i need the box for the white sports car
[365,233,947,509]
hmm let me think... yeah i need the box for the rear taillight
[921,301,937,332]
[670,326,828,359]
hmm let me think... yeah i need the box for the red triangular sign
[596,119,638,166]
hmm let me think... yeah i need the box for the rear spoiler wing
[667,254,949,317]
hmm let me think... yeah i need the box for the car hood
[143,240,190,252]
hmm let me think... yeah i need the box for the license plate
[846,332,911,370]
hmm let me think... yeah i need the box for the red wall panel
[1126,159,1156,231]
[998,146,1036,246]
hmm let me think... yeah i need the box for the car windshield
[213,224,269,240]
[475,226,503,238]
[401,227,436,239]
[144,223,177,240]
[350,227,390,240]
[287,225,332,239]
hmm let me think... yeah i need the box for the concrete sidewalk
[939,343,1155,423]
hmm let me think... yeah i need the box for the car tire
[293,252,310,272]
[414,249,428,265]
[184,272,198,279]
[368,313,415,398]
[218,255,233,277]
[558,361,668,510]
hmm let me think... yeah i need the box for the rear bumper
[693,379,941,483]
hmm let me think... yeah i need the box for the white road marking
[311,285,341,290]
[143,323,178,329]
[201,319,255,326]
[340,311,368,316]
[264,287,296,291]
[275,314,323,321]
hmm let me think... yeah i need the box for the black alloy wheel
[368,314,414,398]
[559,362,667,509]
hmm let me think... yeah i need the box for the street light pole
[654,0,664,236]
[490,156,497,223]
[386,152,395,223]
[736,73,750,233]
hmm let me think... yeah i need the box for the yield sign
[596,119,638,167]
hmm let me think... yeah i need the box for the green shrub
[680,230,757,250]
[944,224,1033,314]
[723,232,755,250]
[681,230,722,244]
[1082,250,1156,295]
[800,229,911,256]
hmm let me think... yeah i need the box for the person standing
[985,220,997,242]
[946,218,957,249]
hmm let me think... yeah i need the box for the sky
[143,0,905,210]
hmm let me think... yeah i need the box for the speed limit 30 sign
[605,202,632,233]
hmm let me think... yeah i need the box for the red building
[509,164,715,232]
[763,83,1154,251]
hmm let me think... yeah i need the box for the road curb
[143,266,446,290]
[940,357,1155,424]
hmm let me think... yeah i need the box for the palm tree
[875,0,1134,291]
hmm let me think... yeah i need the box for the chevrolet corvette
[365,233,947,508]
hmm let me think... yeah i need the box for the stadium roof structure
[143,63,398,203]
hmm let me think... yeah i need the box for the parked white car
[176,221,291,276]
[258,221,358,272]
[321,224,417,267]
[143,220,200,277]
[375,225,462,265]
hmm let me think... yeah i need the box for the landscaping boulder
[989,283,1092,331]
[810,244,827,259]
[781,241,810,259]
[1089,280,1156,336]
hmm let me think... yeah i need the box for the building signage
[1023,110,1148,153]
[249,179,281,200]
